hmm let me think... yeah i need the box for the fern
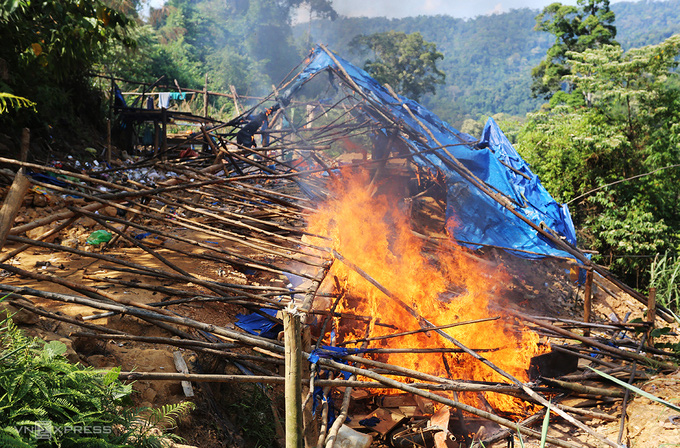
[0,311,194,447]
[145,402,195,430]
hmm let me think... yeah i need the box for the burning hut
[0,45,676,448]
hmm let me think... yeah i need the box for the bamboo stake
[617,335,647,445]
[647,287,657,345]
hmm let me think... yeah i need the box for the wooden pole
[161,107,168,156]
[20,128,29,162]
[584,269,593,337]
[230,85,242,116]
[284,304,303,448]
[0,168,30,250]
[203,74,209,118]
[647,287,657,346]
[107,118,112,163]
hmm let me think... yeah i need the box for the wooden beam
[284,305,303,448]
[0,168,30,250]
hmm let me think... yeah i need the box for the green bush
[0,305,194,447]
[650,252,680,313]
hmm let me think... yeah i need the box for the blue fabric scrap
[359,416,381,427]
[234,309,282,339]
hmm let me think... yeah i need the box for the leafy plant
[350,31,445,101]
[226,384,278,447]
[0,93,35,115]
[518,34,680,283]
[650,252,680,313]
[0,306,194,447]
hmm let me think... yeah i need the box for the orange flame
[306,169,545,415]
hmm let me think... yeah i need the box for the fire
[306,169,545,415]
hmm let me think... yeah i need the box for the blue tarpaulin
[234,309,282,339]
[280,46,579,259]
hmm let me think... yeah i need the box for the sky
[146,0,631,20]
[327,0,582,20]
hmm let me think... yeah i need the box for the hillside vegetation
[298,0,680,127]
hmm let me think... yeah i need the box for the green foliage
[0,310,194,447]
[0,0,133,83]
[298,1,680,127]
[226,385,277,448]
[350,31,445,101]
[518,34,680,282]
[650,252,680,313]
[532,0,618,100]
[0,0,135,153]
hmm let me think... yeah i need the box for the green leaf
[586,366,680,412]
[42,340,67,359]
[101,367,120,387]
[540,401,550,448]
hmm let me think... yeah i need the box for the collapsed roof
[272,46,578,259]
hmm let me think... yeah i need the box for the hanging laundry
[158,92,171,109]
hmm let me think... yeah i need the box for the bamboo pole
[6,299,126,335]
[0,215,77,263]
[338,316,500,346]
[70,203,313,280]
[540,378,624,398]
[0,263,175,316]
[8,202,106,236]
[313,356,580,448]
[6,235,290,307]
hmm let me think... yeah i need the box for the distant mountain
[295,0,680,127]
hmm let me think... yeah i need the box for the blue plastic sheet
[234,309,282,339]
[281,47,579,259]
